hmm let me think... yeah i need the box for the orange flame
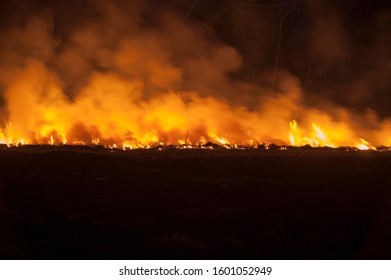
[0,61,390,150]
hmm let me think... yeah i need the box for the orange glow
[289,120,336,147]
[355,138,376,151]
[0,1,389,152]
[288,120,379,150]
[0,60,389,150]
[208,131,230,146]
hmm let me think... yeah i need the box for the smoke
[305,0,391,117]
[0,0,390,147]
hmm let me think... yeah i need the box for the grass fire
[0,62,390,149]
[0,0,390,260]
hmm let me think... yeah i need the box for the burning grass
[1,141,390,153]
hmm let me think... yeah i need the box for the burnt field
[0,146,390,260]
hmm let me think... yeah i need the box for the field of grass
[0,146,390,259]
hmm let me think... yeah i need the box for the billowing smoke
[0,0,390,148]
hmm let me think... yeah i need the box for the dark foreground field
[0,146,390,259]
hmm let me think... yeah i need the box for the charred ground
[0,146,390,259]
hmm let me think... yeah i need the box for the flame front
[0,61,390,150]
[288,120,380,150]
[0,10,390,151]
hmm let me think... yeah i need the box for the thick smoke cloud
[0,0,390,147]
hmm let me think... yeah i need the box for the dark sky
[0,0,390,116]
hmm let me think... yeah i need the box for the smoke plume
[0,0,390,148]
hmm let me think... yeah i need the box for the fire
[0,114,385,150]
[208,131,230,146]
[0,131,5,145]
[0,30,388,151]
[355,138,375,151]
[288,120,378,149]
[0,1,389,152]
[288,120,335,147]
[0,73,389,151]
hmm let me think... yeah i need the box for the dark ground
[0,146,390,259]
